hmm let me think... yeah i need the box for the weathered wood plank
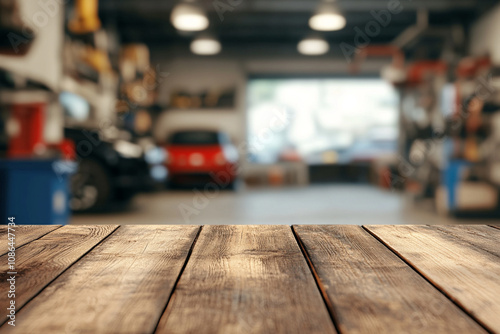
[0,225,61,256]
[0,225,200,334]
[156,225,336,334]
[434,225,500,258]
[0,225,118,326]
[294,225,486,334]
[366,225,500,333]
[489,225,500,230]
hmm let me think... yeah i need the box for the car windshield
[169,131,220,145]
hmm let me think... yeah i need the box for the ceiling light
[171,3,209,31]
[309,3,346,31]
[190,37,222,55]
[309,12,346,31]
[297,38,329,55]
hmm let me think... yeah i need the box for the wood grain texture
[0,225,61,256]
[0,225,200,334]
[156,225,336,334]
[294,225,485,334]
[366,225,500,333]
[434,225,500,258]
[0,225,118,326]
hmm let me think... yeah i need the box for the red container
[7,102,45,158]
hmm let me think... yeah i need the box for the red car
[164,130,239,189]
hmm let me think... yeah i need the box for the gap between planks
[295,225,487,334]
[291,226,342,334]
[0,225,200,334]
[155,225,336,334]
[151,225,203,334]
[0,225,62,256]
[0,225,119,327]
[363,225,499,334]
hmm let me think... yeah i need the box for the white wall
[0,0,64,90]
[154,59,246,145]
[470,3,500,65]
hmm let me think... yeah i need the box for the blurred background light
[310,2,346,31]
[190,37,222,55]
[171,3,209,31]
[297,38,329,55]
[309,12,346,31]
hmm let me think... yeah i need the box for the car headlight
[113,140,143,158]
[145,147,167,164]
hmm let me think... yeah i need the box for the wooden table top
[0,225,499,334]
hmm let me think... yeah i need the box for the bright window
[247,78,399,164]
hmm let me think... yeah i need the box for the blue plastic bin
[0,159,76,225]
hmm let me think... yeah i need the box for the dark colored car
[65,127,167,212]
[164,130,239,189]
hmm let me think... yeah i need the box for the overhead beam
[100,0,488,13]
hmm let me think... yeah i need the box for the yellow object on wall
[69,0,101,34]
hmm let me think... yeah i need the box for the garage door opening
[247,78,399,166]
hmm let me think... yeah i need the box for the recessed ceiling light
[171,3,209,31]
[309,12,346,31]
[190,37,222,55]
[297,38,329,55]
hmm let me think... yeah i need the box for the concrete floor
[71,185,499,225]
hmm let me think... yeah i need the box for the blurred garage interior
[1,0,500,224]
